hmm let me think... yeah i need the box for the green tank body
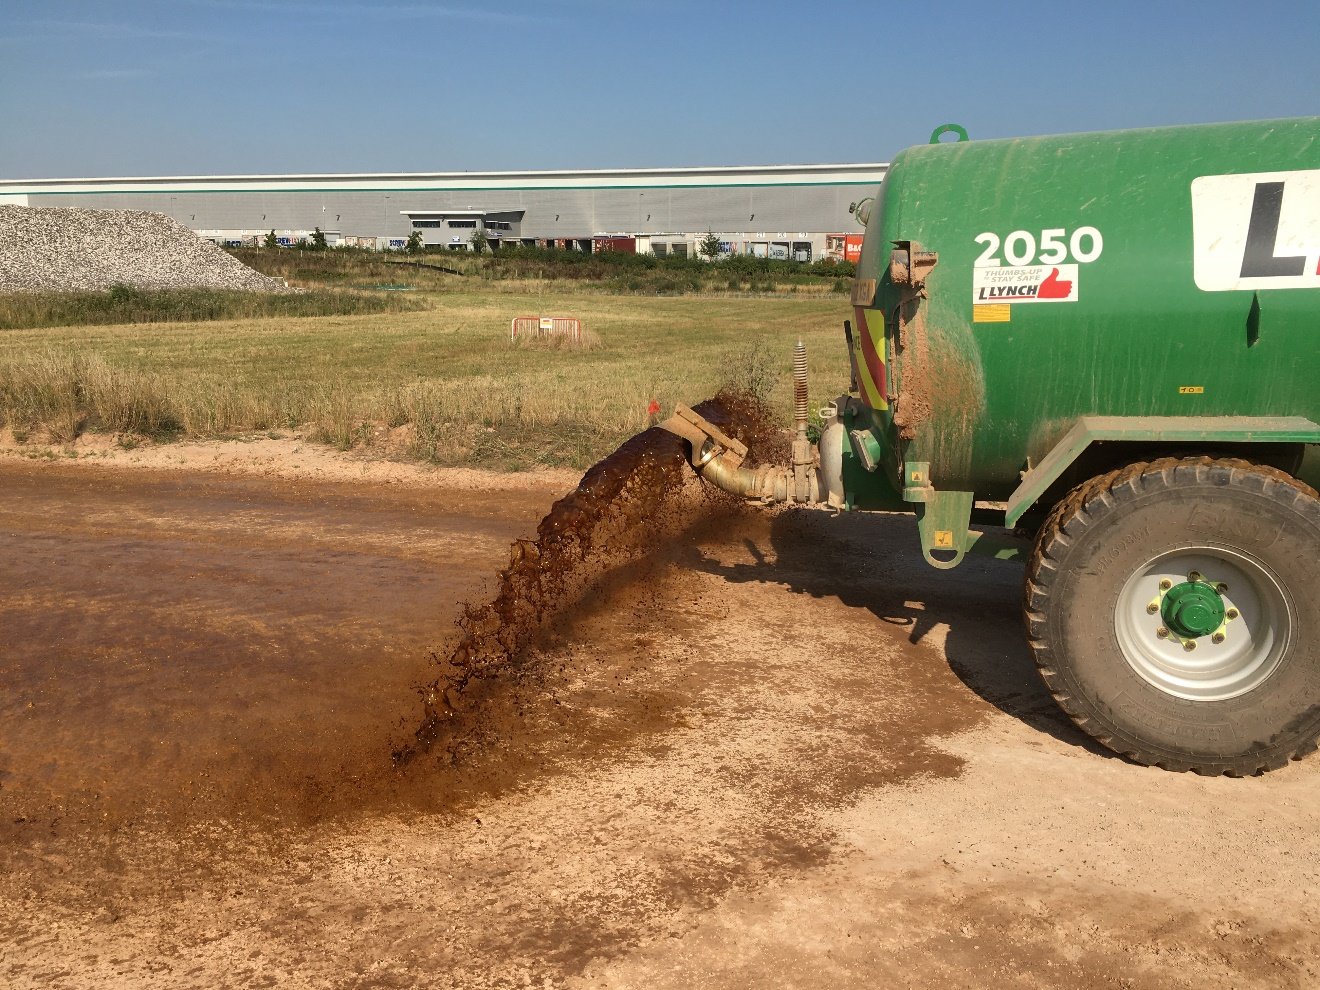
[660,117,1320,774]
[849,116,1320,503]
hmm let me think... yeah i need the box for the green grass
[228,248,460,292]
[0,288,853,469]
[0,283,427,330]
[231,245,856,297]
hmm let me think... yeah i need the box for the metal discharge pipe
[657,343,835,507]
[699,456,800,502]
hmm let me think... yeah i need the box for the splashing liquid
[396,391,778,764]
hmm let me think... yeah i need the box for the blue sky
[2,0,1317,178]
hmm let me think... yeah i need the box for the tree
[698,229,722,261]
[310,226,327,250]
[263,229,279,249]
[469,228,489,254]
[405,230,423,254]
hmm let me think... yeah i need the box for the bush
[808,257,856,277]
[719,341,778,405]
[230,242,854,296]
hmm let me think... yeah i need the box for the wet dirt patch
[2,488,1000,989]
[6,428,1310,990]
[0,462,556,832]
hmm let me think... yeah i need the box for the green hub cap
[1161,580,1226,639]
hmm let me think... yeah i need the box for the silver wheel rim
[1114,546,1292,702]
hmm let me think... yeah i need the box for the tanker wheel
[1023,457,1320,775]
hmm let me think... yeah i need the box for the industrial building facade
[0,162,887,261]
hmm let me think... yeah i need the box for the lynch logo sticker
[973,264,1078,304]
[1192,169,1320,291]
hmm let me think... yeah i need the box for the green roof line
[9,179,880,196]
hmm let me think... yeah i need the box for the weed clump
[0,353,181,441]
[721,341,779,406]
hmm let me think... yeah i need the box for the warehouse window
[448,219,477,228]
[410,219,445,228]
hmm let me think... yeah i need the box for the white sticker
[973,264,1078,304]
[1192,169,1320,291]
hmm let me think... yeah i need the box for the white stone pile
[0,205,289,293]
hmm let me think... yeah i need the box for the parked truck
[661,117,1320,775]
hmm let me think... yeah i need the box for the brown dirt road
[1,451,1317,989]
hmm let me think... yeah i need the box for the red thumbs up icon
[1037,267,1073,299]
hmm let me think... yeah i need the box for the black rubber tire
[1023,457,1320,775]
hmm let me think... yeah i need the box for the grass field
[0,284,426,331]
[230,245,856,297]
[0,287,853,469]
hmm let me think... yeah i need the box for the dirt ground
[1,443,1317,989]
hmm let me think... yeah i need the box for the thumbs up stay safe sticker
[972,263,1079,304]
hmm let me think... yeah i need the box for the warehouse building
[0,161,887,261]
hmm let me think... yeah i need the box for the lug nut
[1156,627,1169,639]
[1226,608,1239,620]
[1159,578,1172,591]
[1216,583,1228,594]
[1188,571,1202,582]
[1212,632,1226,644]
[1183,640,1197,652]
[1146,602,1159,615]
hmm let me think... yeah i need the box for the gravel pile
[0,205,288,293]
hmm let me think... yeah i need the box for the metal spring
[793,340,808,431]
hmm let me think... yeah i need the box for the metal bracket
[902,460,932,502]
[1006,415,1320,528]
[888,241,938,288]
[888,241,938,441]
[657,405,748,469]
[915,489,974,570]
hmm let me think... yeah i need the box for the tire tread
[1023,457,1320,776]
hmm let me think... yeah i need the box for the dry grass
[0,287,851,469]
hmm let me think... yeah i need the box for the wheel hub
[1115,547,1291,702]
[1161,580,1225,639]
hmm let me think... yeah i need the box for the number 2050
[974,226,1104,267]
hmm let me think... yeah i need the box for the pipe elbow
[695,452,769,499]
[697,453,819,505]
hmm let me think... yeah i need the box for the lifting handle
[929,123,969,144]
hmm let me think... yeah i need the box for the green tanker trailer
[661,116,1320,776]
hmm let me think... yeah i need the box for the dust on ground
[1,445,1317,989]
[0,426,581,492]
